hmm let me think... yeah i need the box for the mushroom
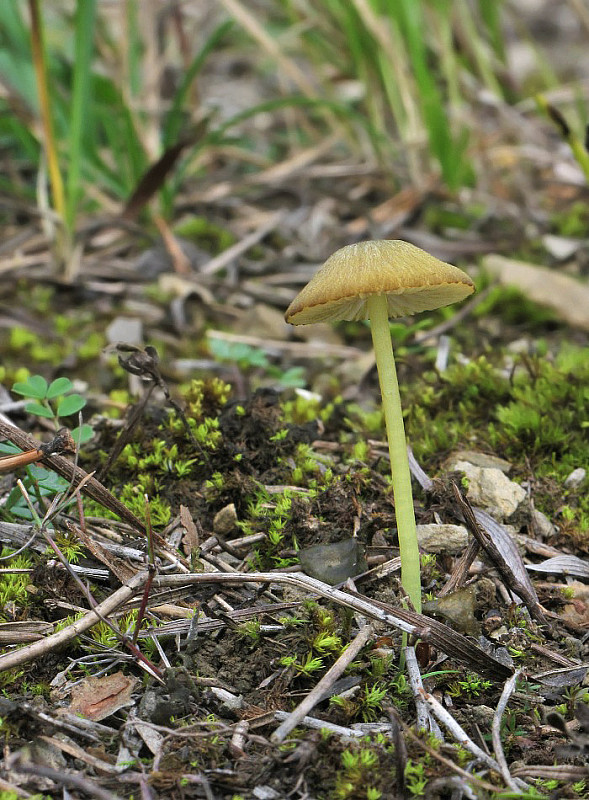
[285,240,475,613]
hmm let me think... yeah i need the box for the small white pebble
[564,468,586,489]
[210,687,243,710]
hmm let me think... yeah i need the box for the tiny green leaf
[13,375,48,399]
[71,423,93,444]
[0,442,21,455]
[47,377,73,399]
[24,402,53,418]
[56,394,86,417]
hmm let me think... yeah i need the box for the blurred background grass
[1,0,588,274]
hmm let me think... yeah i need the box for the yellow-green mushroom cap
[285,240,475,324]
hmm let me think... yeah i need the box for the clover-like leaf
[12,375,48,399]
[71,423,93,444]
[46,377,73,399]
[56,394,86,417]
[24,402,53,418]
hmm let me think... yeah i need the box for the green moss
[328,738,395,800]
[0,549,34,614]
[550,201,589,237]
[473,284,560,327]
[490,346,588,468]
[282,394,339,425]
[400,344,589,546]
[239,485,302,569]
[422,202,486,232]
[406,346,587,475]
[7,323,105,366]
[176,377,232,423]
[174,216,236,253]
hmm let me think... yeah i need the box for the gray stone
[447,450,513,474]
[530,508,556,538]
[542,234,581,261]
[468,704,495,726]
[416,523,468,554]
[213,503,238,536]
[299,538,366,585]
[210,687,244,711]
[564,468,586,489]
[106,316,143,346]
[454,461,526,520]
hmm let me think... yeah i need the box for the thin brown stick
[0,418,146,535]
[0,570,148,672]
[451,482,548,625]
[271,623,374,742]
[7,757,122,800]
[492,670,526,792]
[0,448,44,471]
[153,572,512,678]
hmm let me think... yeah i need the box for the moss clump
[473,284,560,328]
[406,345,587,476]
[0,549,34,615]
[550,201,589,237]
[173,216,236,253]
[403,343,588,549]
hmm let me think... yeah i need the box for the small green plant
[500,708,528,744]
[0,464,70,522]
[311,630,343,654]
[208,339,305,388]
[12,374,83,424]
[335,746,382,800]
[53,528,84,563]
[404,759,428,797]
[278,614,306,628]
[558,684,589,715]
[238,487,305,569]
[87,620,119,649]
[120,441,197,478]
[208,339,270,370]
[0,549,33,612]
[385,670,412,712]
[361,683,388,722]
[10,375,92,445]
[447,673,492,700]
[451,743,471,767]
[496,788,546,799]
[237,620,262,643]
[280,653,324,677]
[87,610,148,650]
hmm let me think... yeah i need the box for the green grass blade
[29,0,65,221]
[65,0,97,232]
[163,20,233,147]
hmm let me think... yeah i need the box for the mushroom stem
[367,294,421,614]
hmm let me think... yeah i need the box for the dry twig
[271,623,374,742]
[492,669,526,792]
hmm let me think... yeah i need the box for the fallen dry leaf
[180,504,200,555]
[559,582,589,629]
[68,671,138,722]
[482,254,589,331]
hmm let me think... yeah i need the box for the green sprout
[335,746,382,800]
[280,653,324,677]
[11,374,92,442]
[404,759,428,797]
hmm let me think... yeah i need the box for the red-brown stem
[0,449,44,472]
